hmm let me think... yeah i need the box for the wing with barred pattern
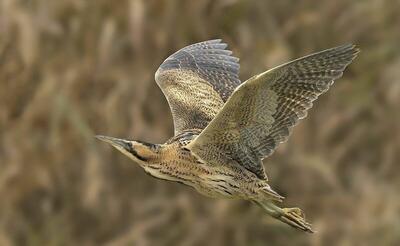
[155,39,241,135]
[187,44,359,179]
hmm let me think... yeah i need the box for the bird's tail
[253,200,314,233]
[261,184,285,202]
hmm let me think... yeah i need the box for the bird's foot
[254,201,314,233]
[279,207,314,233]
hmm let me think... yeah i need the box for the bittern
[96,39,359,232]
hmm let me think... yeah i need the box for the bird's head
[95,135,159,165]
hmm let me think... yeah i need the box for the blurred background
[1,0,399,245]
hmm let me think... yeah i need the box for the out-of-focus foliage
[0,0,399,245]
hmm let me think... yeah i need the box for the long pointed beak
[95,135,131,150]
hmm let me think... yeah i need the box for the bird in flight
[96,39,359,232]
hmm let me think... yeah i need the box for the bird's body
[97,39,359,233]
[140,131,277,200]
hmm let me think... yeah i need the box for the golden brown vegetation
[0,0,399,245]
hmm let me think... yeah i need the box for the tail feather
[261,184,285,202]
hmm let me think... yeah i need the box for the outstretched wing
[187,44,359,179]
[155,39,241,135]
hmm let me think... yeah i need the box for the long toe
[281,208,314,233]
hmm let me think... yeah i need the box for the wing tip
[340,43,360,67]
[338,43,361,58]
[351,44,361,58]
[324,43,360,68]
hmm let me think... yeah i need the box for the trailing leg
[253,200,314,233]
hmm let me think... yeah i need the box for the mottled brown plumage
[97,39,359,233]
